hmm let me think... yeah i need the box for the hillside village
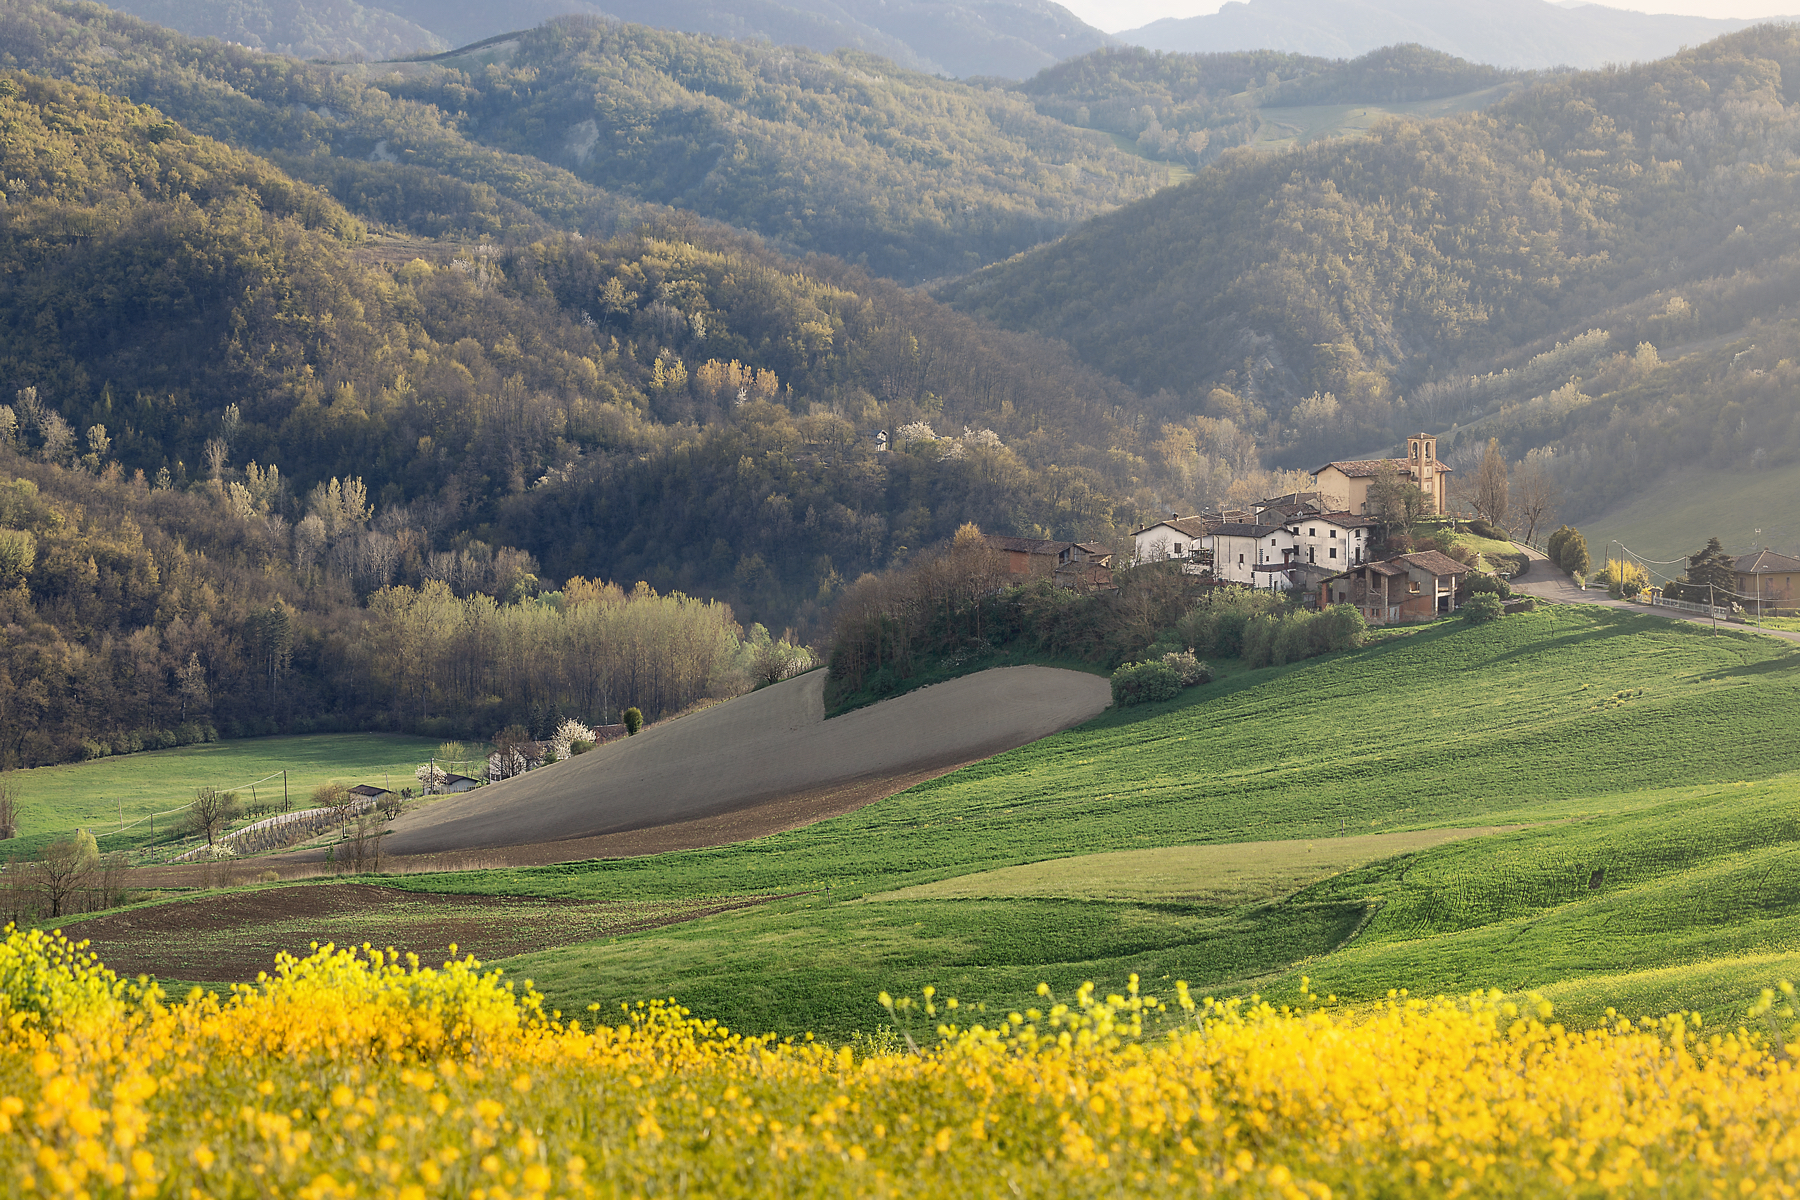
[1127,431,1477,624]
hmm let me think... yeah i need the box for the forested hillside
[945,24,1800,523]
[457,0,1113,81]
[0,2,1161,282]
[104,0,445,60]
[0,65,1292,766]
[360,19,1161,280]
[108,0,1111,80]
[1017,42,1533,167]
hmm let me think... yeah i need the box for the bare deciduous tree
[0,774,18,840]
[189,786,239,847]
[1469,437,1510,528]
[33,830,97,918]
[1512,456,1561,548]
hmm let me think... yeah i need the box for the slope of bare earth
[376,666,1113,859]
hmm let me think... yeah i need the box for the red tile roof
[1396,550,1473,575]
[1312,458,1456,478]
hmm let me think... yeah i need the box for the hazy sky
[1066,0,1800,33]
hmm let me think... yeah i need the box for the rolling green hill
[314,606,1800,1037]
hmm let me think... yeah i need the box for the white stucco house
[1289,512,1379,571]
[1132,515,1214,564]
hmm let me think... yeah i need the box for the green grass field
[4,733,445,842]
[364,606,1800,1036]
[48,606,1800,1038]
[867,827,1525,905]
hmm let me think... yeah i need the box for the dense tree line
[354,578,750,736]
[826,530,1366,709]
[0,448,781,765]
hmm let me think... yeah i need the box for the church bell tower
[1407,433,1441,515]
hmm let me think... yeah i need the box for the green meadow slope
[363,606,1800,1036]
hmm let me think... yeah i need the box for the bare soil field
[122,665,1109,886]
[867,827,1530,906]
[60,883,772,983]
[375,666,1112,858]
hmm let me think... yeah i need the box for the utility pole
[1710,583,1718,635]
[283,769,289,813]
[1754,531,1763,626]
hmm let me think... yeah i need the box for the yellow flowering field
[4,926,1800,1198]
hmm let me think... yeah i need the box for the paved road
[1509,543,1800,646]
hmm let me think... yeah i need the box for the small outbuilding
[1318,551,1472,624]
[345,783,396,811]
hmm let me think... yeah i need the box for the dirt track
[374,666,1112,859]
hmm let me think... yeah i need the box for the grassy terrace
[364,606,1800,1036]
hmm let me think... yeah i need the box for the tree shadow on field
[1694,653,1800,682]
[1468,614,1683,673]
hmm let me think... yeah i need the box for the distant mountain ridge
[1118,0,1797,70]
[103,0,1113,77]
[104,0,446,59]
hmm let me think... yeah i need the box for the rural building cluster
[1131,433,1473,624]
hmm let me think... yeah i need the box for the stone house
[1317,551,1472,624]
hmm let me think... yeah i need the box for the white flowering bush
[549,719,597,760]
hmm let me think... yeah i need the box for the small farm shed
[1318,551,1471,624]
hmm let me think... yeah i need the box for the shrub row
[78,722,219,760]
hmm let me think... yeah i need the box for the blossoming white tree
[549,718,598,760]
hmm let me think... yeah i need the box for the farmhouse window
[1308,528,1316,536]
[1329,548,1337,558]
[1238,554,1244,565]
[1410,582,1421,593]
[1308,547,1315,563]
[1174,543,1183,555]
[1330,530,1337,538]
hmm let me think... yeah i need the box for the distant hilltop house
[1318,551,1472,624]
[1736,550,1800,614]
[984,534,1113,590]
[437,772,481,793]
[1309,433,1451,516]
